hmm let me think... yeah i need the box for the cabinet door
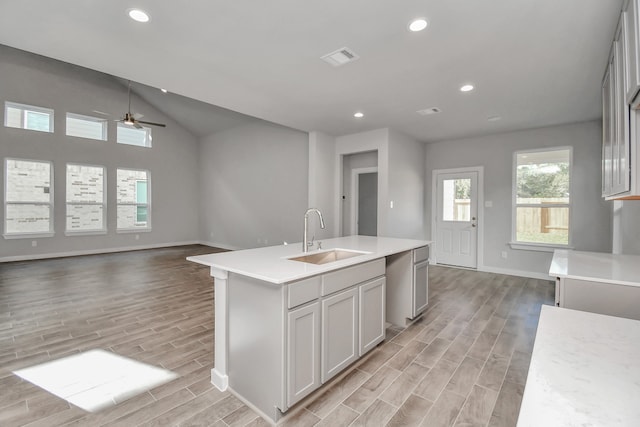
[614,27,631,195]
[412,260,429,318]
[321,288,358,383]
[287,302,320,407]
[626,1,640,104]
[359,277,386,356]
[603,59,614,196]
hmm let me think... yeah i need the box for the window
[4,101,54,132]
[4,159,53,237]
[117,122,152,147]
[66,113,107,141]
[66,164,106,234]
[513,148,571,247]
[442,178,471,221]
[117,168,150,230]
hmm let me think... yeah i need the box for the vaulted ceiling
[0,0,623,142]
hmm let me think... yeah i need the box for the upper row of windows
[4,101,152,148]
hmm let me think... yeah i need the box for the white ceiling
[0,0,624,142]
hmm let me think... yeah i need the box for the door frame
[351,167,378,235]
[431,166,485,268]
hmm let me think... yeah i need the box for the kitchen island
[188,235,431,424]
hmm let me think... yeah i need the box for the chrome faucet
[303,208,325,252]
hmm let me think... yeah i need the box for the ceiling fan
[117,81,166,128]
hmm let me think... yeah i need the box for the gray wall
[426,120,611,277]
[614,200,640,254]
[199,121,309,250]
[0,46,200,261]
[388,129,425,239]
[308,131,336,239]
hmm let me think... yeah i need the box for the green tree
[517,163,569,199]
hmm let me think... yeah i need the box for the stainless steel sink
[287,249,368,265]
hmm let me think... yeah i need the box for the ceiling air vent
[416,107,442,116]
[321,47,360,67]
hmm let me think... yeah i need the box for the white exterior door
[435,171,478,268]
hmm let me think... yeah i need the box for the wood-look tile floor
[0,245,554,426]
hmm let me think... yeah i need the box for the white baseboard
[0,240,203,263]
[478,265,553,281]
[198,240,244,251]
[430,260,552,281]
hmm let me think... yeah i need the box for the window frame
[4,101,54,133]
[510,146,573,252]
[3,158,55,239]
[116,168,151,232]
[65,113,108,141]
[65,163,107,236]
[116,122,152,148]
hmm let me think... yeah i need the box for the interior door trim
[431,166,485,269]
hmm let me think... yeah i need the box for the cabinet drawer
[288,276,321,309]
[413,246,429,263]
[322,259,385,296]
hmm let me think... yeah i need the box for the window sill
[116,228,152,234]
[508,242,573,252]
[3,232,55,240]
[65,230,108,237]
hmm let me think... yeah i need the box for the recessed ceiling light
[487,115,502,122]
[408,18,428,32]
[460,84,474,92]
[354,112,364,118]
[128,9,150,23]
[160,88,168,93]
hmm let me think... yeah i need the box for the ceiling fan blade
[133,112,144,120]
[138,120,166,128]
[133,122,143,129]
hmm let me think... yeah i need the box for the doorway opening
[341,151,378,236]
[353,169,378,236]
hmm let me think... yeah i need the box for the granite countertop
[517,305,640,426]
[187,235,431,284]
[549,250,640,287]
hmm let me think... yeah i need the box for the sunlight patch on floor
[13,349,178,412]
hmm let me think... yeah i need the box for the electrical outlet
[501,251,508,259]
[135,234,140,240]
[31,240,37,247]
[390,201,394,209]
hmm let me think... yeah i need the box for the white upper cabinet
[626,1,640,105]
[602,4,640,200]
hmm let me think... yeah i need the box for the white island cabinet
[188,235,430,424]
[549,249,640,320]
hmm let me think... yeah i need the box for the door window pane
[442,178,471,221]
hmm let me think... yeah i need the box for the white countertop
[188,235,431,284]
[517,305,640,427]
[549,250,640,287]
